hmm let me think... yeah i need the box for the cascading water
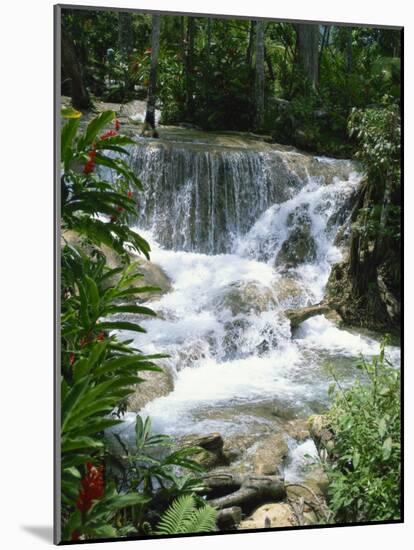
[111,129,400,481]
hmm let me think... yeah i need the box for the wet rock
[127,367,174,412]
[132,257,172,299]
[270,401,302,421]
[239,503,294,529]
[214,281,277,316]
[272,277,303,305]
[179,433,228,470]
[216,507,242,530]
[284,418,311,442]
[251,433,289,475]
[308,415,335,457]
[275,225,317,267]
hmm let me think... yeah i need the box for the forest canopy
[61,9,401,157]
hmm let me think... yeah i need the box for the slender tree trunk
[295,23,320,89]
[318,25,329,80]
[143,14,161,136]
[185,17,196,120]
[61,26,90,110]
[254,20,265,130]
[205,18,212,107]
[246,21,256,67]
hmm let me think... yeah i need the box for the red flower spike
[83,160,94,174]
[127,190,133,199]
[83,149,97,174]
[96,332,105,342]
[116,206,124,213]
[76,462,105,513]
[69,353,75,366]
[115,119,120,131]
[100,130,118,141]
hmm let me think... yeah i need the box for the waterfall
[129,135,356,254]
[110,130,400,479]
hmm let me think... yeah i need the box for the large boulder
[250,433,289,476]
[178,433,228,470]
[127,367,174,412]
[61,230,171,301]
[276,225,317,267]
[214,281,277,316]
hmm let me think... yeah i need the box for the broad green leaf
[61,107,82,119]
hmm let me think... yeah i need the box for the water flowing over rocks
[109,127,400,528]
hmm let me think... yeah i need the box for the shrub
[326,341,401,522]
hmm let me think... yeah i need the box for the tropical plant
[108,415,206,498]
[61,107,150,259]
[325,341,401,522]
[60,108,169,540]
[155,494,217,535]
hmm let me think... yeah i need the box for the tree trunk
[142,14,161,136]
[246,21,256,66]
[185,17,196,120]
[254,20,265,130]
[295,24,320,89]
[61,26,90,110]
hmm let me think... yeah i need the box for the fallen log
[285,304,332,328]
[203,473,286,510]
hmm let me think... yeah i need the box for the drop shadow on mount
[21,525,53,543]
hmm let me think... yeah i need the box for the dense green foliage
[326,343,401,522]
[60,109,215,541]
[62,9,401,156]
[349,100,401,243]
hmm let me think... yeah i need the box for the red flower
[83,159,94,174]
[83,149,97,174]
[116,205,124,213]
[69,353,75,366]
[127,190,133,199]
[100,130,118,141]
[96,332,105,342]
[115,119,120,131]
[71,530,81,541]
[76,462,105,513]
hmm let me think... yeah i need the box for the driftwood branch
[203,473,285,510]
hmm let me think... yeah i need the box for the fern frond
[155,495,217,535]
[155,495,196,535]
[182,504,217,533]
